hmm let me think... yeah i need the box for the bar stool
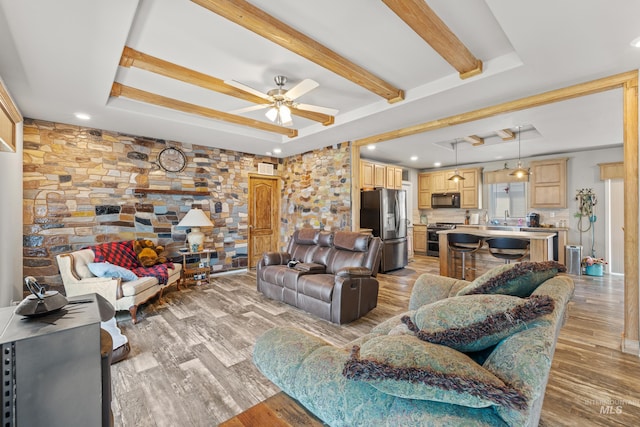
[486,237,530,264]
[447,233,484,280]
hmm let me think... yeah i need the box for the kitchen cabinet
[521,227,569,265]
[386,166,403,189]
[418,173,432,209]
[413,224,427,254]
[529,158,567,208]
[459,168,482,209]
[418,168,481,209]
[374,163,386,187]
[360,159,401,189]
[430,171,460,192]
[361,160,374,189]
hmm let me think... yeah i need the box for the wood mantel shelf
[133,188,210,196]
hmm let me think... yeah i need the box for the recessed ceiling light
[74,112,91,120]
[631,36,640,47]
[273,148,282,154]
[433,162,441,167]
[367,144,376,150]
[410,155,418,161]
[266,151,273,156]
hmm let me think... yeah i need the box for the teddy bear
[133,239,167,267]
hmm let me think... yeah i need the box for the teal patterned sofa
[254,262,574,426]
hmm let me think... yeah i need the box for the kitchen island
[438,228,556,278]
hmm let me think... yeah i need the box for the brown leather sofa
[256,229,383,324]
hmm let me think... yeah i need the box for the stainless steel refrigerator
[360,188,408,272]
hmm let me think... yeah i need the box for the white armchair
[56,248,181,323]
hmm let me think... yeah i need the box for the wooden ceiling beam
[354,70,638,147]
[119,47,334,126]
[496,129,516,140]
[191,0,404,103]
[463,135,484,146]
[382,0,482,79]
[110,83,298,138]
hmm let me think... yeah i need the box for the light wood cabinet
[385,166,403,189]
[395,167,403,189]
[413,224,427,254]
[430,171,460,193]
[359,159,402,189]
[529,158,567,208]
[459,168,481,209]
[445,171,461,192]
[418,168,481,209]
[418,173,432,209]
[360,161,374,189]
[374,163,386,187]
[431,172,446,193]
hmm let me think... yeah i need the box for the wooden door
[248,175,280,269]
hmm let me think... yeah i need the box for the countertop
[456,224,569,232]
[437,228,556,239]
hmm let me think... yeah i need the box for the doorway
[248,175,280,269]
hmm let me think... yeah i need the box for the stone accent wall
[22,119,353,291]
[22,119,280,290]
[280,143,352,242]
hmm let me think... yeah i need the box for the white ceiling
[0,0,638,169]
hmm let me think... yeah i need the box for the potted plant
[581,256,607,276]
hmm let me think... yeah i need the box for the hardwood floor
[110,256,640,426]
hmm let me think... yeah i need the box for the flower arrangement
[581,256,607,267]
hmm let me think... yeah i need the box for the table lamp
[177,208,213,252]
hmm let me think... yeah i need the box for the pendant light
[509,126,530,178]
[448,140,465,182]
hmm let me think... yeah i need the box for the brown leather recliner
[256,229,383,324]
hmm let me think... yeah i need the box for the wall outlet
[550,212,555,218]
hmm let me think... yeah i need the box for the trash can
[565,245,582,275]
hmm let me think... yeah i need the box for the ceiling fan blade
[284,79,319,100]
[295,103,339,116]
[229,103,271,114]
[224,80,271,101]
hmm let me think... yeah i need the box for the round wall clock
[158,147,187,172]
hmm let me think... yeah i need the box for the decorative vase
[585,264,604,276]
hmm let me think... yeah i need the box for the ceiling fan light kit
[228,75,338,128]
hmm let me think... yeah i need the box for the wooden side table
[180,249,213,289]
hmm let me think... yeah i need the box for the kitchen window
[488,182,527,222]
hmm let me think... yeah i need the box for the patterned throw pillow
[88,262,138,281]
[456,261,566,297]
[342,335,527,410]
[402,294,555,352]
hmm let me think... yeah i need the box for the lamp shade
[177,208,213,228]
[177,208,213,252]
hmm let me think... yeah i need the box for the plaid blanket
[88,241,175,285]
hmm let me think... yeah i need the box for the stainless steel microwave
[431,192,461,209]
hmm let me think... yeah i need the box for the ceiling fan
[226,75,338,126]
